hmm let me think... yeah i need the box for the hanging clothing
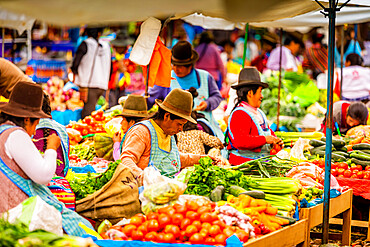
[0,124,93,237]
[266,46,300,72]
[227,103,274,165]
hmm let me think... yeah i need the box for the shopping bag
[2,195,63,235]
[47,176,76,211]
[75,164,141,225]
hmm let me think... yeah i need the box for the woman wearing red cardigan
[226,67,284,165]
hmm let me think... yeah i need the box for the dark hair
[347,102,368,125]
[124,116,145,124]
[199,32,213,45]
[232,85,260,111]
[0,113,38,128]
[151,107,183,121]
[312,33,324,44]
[85,27,103,39]
[183,111,198,131]
[41,93,52,151]
[346,53,363,66]
[220,39,235,48]
[284,34,304,48]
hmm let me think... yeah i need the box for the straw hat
[116,95,149,118]
[171,41,199,66]
[0,81,51,119]
[155,88,196,124]
[231,67,268,90]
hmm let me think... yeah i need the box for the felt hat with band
[0,81,51,119]
[155,88,196,124]
[116,94,150,118]
[231,67,269,90]
[171,41,199,66]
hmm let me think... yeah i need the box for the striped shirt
[303,44,328,75]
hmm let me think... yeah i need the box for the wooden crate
[243,219,308,247]
[300,189,353,247]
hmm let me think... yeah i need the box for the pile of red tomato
[66,110,110,136]
[312,159,370,179]
[102,200,249,245]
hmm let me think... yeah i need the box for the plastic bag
[104,117,123,137]
[289,138,309,161]
[2,196,63,235]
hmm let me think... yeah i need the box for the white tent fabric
[0,8,35,34]
[181,13,244,30]
[251,6,370,28]
[0,0,318,26]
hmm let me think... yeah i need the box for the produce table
[335,177,370,240]
[243,219,308,247]
[299,189,353,247]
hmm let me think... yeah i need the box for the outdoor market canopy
[0,0,321,26]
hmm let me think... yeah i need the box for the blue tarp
[51,109,82,126]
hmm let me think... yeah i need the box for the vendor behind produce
[0,81,93,236]
[322,101,368,135]
[34,93,70,177]
[112,94,149,161]
[120,88,203,181]
[226,67,283,165]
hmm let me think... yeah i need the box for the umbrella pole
[276,28,283,130]
[145,63,150,97]
[2,28,4,58]
[242,23,249,68]
[340,26,344,100]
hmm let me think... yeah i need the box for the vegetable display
[69,160,121,200]
[70,142,96,161]
[101,200,251,245]
[0,219,96,247]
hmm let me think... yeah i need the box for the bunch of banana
[144,183,180,204]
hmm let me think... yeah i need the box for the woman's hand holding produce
[46,134,61,150]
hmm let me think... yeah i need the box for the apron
[121,120,181,178]
[0,124,93,237]
[227,107,271,160]
[171,69,225,142]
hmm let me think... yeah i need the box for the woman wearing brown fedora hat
[120,89,205,182]
[0,81,94,236]
[226,68,283,165]
[112,94,150,161]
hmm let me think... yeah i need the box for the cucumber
[276,215,296,225]
[336,146,348,152]
[350,158,370,166]
[350,153,370,161]
[229,185,248,197]
[223,192,232,201]
[321,137,346,148]
[353,143,370,150]
[331,153,347,162]
[333,151,349,158]
[360,150,370,155]
[239,190,265,199]
[210,185,225,202]
[309,139,326,147]
[310,145,333,155]
[314,150,326,158]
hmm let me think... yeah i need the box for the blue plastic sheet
[51,109,82,126]
[71,165,96,174]
[93,235,243,247]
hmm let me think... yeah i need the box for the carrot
[239,195,252,207]
[265,206,278,215]
[249,206,267,213]
[266,215,290,226]
[249,199,258,207]
[255,199,270,207]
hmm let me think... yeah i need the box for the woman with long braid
[226,67,283,165]
[33,94,70,177]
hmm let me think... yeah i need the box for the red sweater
[227,109,275,165]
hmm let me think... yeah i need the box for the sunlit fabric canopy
[0,0,319,26]
[0,8,35,34]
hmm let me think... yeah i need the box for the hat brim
[171,50,199,66]
[155,99,197,124]
[231,81,269,90]
[115,112,150,118]
[0,102,51,119]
